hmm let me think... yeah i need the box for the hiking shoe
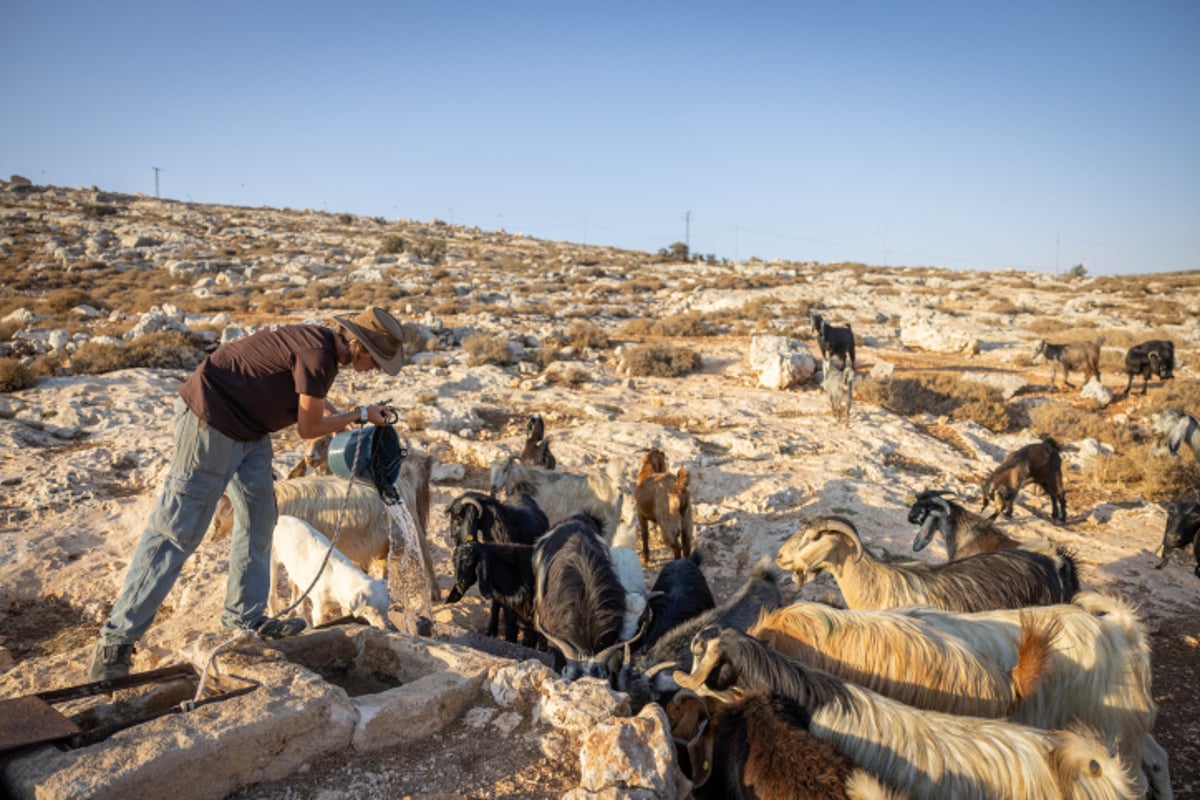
[88,642,135,682]
[254,617,306,640]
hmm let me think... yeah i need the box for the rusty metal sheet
[0,695,81,753]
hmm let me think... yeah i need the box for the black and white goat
[444,491,549,642]
[1151,408,1200,462]
[533,513,631,680]
[980,437,1067,523]
[520,412,556,470]
[676,626,1138,800]
[1156,500,1200,578]
[909,489,1020,560]
[811,312,855,369]
[1032,339,1102,390]
[1122,340,1174,396]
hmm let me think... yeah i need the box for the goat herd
[429,438,1184,799]
[249,325,1200,798]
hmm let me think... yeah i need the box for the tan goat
[633,448,694,564]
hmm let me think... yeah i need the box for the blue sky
[3,1,1197,276]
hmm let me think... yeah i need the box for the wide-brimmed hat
[333,307,406,375]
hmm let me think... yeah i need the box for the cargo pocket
[150,471,225,553]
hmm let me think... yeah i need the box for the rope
[183,422,367,711]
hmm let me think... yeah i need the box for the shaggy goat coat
[777,516,1078,613]
[694,692,901,800]
[748,602,1052,718]
[898,591,1164,798]
[679,627,1138,800]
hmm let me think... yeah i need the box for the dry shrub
[68,332,206,375]
[623,343,701,378]
[42,288,94,315]
[463,333,512,367]
[1026,401,1133,446]
[0,358,37,392]
[618,312,713,339]
[620,277,664,295]
[0,321,20,343]
[856,373,1012,432]
[544,365,590,388]
[405,408,427,432]
[566,321,609,351]
[1141,457,1200,501]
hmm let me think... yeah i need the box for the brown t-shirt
[179,324,340,441]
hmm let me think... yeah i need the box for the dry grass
[622,343,701,378]
[0,358,38,392]
[462,333,513,367]
[856,373,1012,432]
[64,332,207,375]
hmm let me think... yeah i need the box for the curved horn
[809,515,863,561]
[534,614,581,662]
[594,605,655,671]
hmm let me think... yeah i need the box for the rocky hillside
[1,179,1198,798]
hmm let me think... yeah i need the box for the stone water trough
[1,626,496,800]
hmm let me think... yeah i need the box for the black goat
[521,412,556,469]
[980,438,1067,523]
[1032,339,1101,390]
[811,313,855,369]
[909,489,1020,560]
[445,541,540,647]
[640,551,716,653]
[533,513,628,680]
[1122,340,1174,396]
[445,491,549,641]
[617,558,783,710]
[1156,500,1200,579]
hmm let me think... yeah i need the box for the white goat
[752,592,1168,798]
[821,357,854,425]
[678,626,1139,800]
[488,455,624,542]
[1151,408,1200,461]
[270,515,397,631]
[211,470,440,602]
[609,544,650,641]
[900,592,1169,799]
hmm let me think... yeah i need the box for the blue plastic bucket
[328,425,404,487]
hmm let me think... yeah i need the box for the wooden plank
[0,695,81,753]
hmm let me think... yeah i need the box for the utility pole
[152,166,162,198]
[735,222,739,263]
[684,210,691,259]
[1056,233,1060,272]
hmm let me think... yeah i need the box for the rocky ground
[1,181,1198,798]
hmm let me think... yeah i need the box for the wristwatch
[359,406,369,424]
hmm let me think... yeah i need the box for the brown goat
[285,434,333,478]
[1032,339,1101,390]
[633,448,694,564]
[981,438,1066,523]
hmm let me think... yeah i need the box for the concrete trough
[0,626,498,800]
